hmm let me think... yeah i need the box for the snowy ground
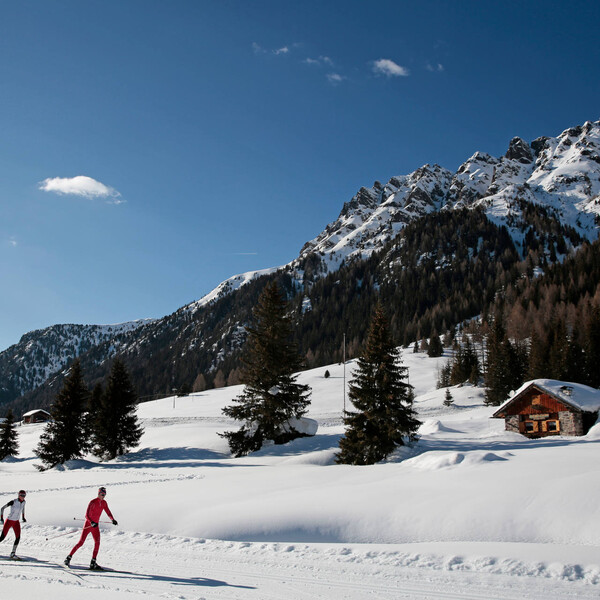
[1,348,599,599]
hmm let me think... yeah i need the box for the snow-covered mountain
[191,120,600,305]
[302,120,600,271]
[0,320,153,405]
[2,119,599,408]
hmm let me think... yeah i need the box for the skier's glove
[22,518,27,523]
[91,521,98,528]
[0,517,3,523]
[112,520,118,526]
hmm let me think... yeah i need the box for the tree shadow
[113,446,226,462]
[416,435,600,455]
[252,433,342,457]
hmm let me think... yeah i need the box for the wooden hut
[492,379,600,438]
[22,409,52,424]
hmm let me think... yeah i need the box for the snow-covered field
[1,349,599,599]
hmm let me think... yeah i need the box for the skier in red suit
[65,486,118,570]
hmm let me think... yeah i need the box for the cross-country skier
[0,490,27,559]
[64,486,118,570]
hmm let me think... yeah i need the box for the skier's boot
[90,557,103,571]
[9,552,20,561]
[64,554,72,567]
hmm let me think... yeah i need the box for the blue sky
[1,0,599,351]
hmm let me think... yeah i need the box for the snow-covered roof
[495,379,600,414]
[22,409,51,417]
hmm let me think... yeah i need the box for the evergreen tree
[427,332,444,357]
[484,318,525,406]
[221,281,311,457]
[337,304,420,465]
[450,338,480,385]
[0,410,19,460]
[92,358,143,460]
[443,388,454,407]
[35,359,89,469]
[437,361,451,388]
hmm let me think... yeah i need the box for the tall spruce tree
[337,304,420,465]
[92,358,143,460]
[0,410,19,460]
[221,281,311,457]
[35,359,89,469]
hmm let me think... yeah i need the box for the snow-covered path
[2,530,599,599]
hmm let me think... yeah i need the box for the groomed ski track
[1,528,598,599]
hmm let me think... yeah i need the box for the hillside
[2,119,600,413]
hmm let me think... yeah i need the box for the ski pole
[73,518,114,524]
[45,525,92,541]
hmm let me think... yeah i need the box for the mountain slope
[2,119,600,412]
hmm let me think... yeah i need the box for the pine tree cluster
[35,358,142,469]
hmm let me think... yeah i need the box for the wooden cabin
[22,409,52,424]
[493,380,600,438]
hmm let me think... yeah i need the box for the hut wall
[506,415,520,433]
[559,411,584,436]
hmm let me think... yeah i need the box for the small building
[22,409,52,424]
[493,379,600,438]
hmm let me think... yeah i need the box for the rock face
[297,120,600,272]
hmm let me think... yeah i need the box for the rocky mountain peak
[505,137,534,163]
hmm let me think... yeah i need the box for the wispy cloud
[372,58,410,78]
[273,46,289,55]
[303,56,334,67]
[39,176,123,203]
[326,73,345,85]
[6,236,17,248]
[252,42,265,54]
[426,62,444,72]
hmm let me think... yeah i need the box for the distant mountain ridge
[2,119,599,411]
[0,321,152,406]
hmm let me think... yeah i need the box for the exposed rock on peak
[505,137,533,163]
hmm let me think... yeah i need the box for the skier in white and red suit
[0,490,27,559]
[65,486,118,570]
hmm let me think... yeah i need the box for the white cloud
[326,73,346,85]
[372,58,410,77]
[7,236,17,247]
[39,176,122,202]
[252,42,265,54]
[274,46,289,55]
